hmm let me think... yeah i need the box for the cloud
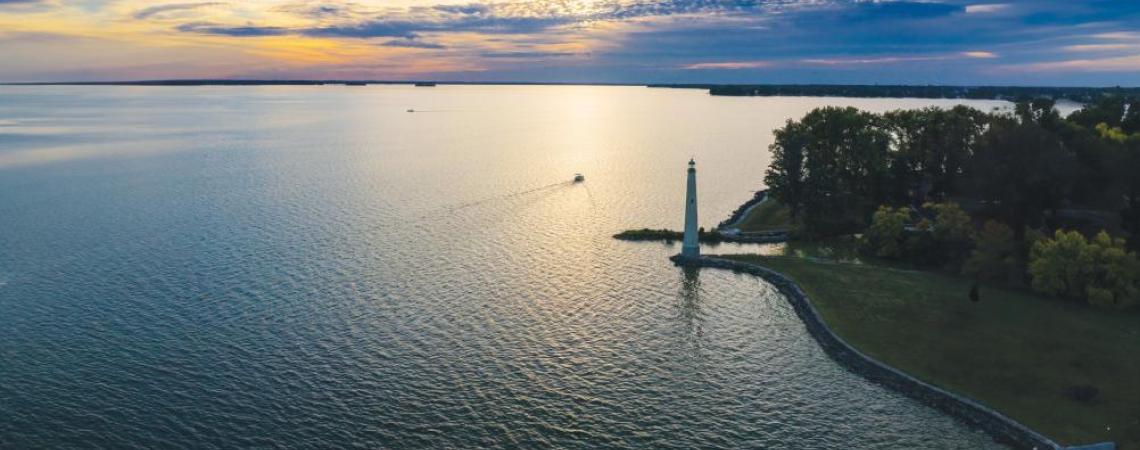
[274,2,372,19]
[175,22,289,37]
[172,0,786,39]
[0,30,74,42]
[840,1,963,21]
[961,51,997,58]
[964,4,1010,14]
[1014,55,1140,72]
[1061,43,1135,52]
[300,21,423,39]
[1091,32,1140,40]
[134,2,221,20]
[0,0,54,11]
[800,55,949,65]
[6,0,1140,85]
[433,4,492,16]
[682,61,770,70]
[480,51,577,58]
[380,38,446,50]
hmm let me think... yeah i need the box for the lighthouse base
[670,253,702,267]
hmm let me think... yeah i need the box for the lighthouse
[682,158,700,259]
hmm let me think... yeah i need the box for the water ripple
[0,85,1012,449]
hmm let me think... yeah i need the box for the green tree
[1095,123,1129,142]
[794,107,892,236]
[1028,230,1091,299]
[883,106,988,203]
[926,202,977,271]
[1057,123,1121,208]
[970,119,1075,240]
[1122,99,1140,134]
[1117,136,1140,250]
[765,120,808,222]
[859,205,910,259]
[1067,95,1127,130]
[1085,232,1140,309]
[1015,98,1062,130]
[964,221,1019,282]
[1029,230,1140,308]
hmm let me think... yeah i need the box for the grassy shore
[722,254,1140,448]
[734,199,793,233]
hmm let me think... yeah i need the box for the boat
[407,109,415,113]
[573,173,585,182]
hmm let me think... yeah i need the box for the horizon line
[3,79,1140,90]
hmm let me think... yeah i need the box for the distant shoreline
[0,80,645,87]
[2,80,1137,102]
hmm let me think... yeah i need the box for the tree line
[764,96,1140,308]
[702,85,1140,103]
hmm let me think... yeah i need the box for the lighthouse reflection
[677,266,704,343]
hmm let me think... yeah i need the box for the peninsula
[622,96,1140,449]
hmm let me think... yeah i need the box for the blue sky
[1,0,1139,85]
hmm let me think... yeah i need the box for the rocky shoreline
[613,228,788,244]
[718,190,769,229]
[671,254,1068,450]
[614,191,789,244]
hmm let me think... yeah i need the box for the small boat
[573,173,585,182]
[407,108,415,113]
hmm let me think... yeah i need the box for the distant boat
[414,82,437,87]
[573,173,585,183]
[407,109,415,113]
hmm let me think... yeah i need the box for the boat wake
[414,180,577,221]
[448,181,573,212]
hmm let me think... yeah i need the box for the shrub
[1027,230,1090,299]
[964,221,1019,282]
[861,202,977,271]
[859,206,909,259]
[1085,232,1140,309]
[926,202,977,271]
[1029,230,1140,309]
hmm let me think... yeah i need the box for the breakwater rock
[719,190,768,229]
[614,228,788,244]
[670,254,1068,450]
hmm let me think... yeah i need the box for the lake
[0,85,1023,448]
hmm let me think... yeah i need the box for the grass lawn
[722,254,1140,449]
[734,199,793,233]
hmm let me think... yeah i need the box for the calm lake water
[0,85,1022,448]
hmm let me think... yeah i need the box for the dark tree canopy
[1068,96,1128,130]
[765,120,808,221]
[767,107,891,236]
[1015,98,1063,130]
[970,119,1076,239]
[1119,137,1140,250]
[763,97,1138,249]
[1123,100,1140,134]
[883,106,989,203]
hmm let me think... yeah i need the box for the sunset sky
[2,0,1139,84]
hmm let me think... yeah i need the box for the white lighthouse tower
[682,158,700,259]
